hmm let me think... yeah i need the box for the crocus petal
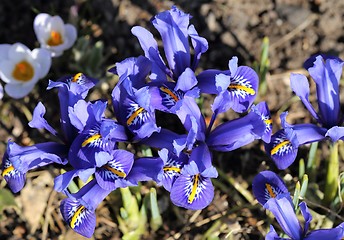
[252,170,290,206]
[4,82,36,99]
[290,73,320,122]
[0,44,11,61]
[29,102,58,136]
[170,173,214,210]
[207,109,266,151]
[31,48,51,78]
[264,196,303,239]
[309,56,344,127]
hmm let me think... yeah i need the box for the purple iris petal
[326,126,344,142]
[308,56,344,127]
[264,196,303,239]
[158,148,188,191]
[188,143,213,173]
[290,73,320,122]
[304,223,344,240]
[29,102,58,136]
[265,225,284,240]
[152,6,191,78]
[170,170,214,210]
[95,149,134,190]
[2,141,68,193]
[54,168,95,192]
[188,24,208,70]
[60,180,111,238]
[207,109,266,151]
[175,68,198,92]
[196,69,225,94]
[299,202,312,235]
[123,157,164,186]
[141,128,181,151]
[131,26,171,81]
[251,102,272,143]
[252,170,290,206]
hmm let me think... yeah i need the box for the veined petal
[158,148,188,191]
[95,149,134,190]
[227,66,258,113]
[290,73,320,122]
[60,198,96,238]
[264,196,303,239]
[252,170,289,206]
[251,102,272,143]
[1,156,26,193]
[170,173,214,210]
[265,128,298,170]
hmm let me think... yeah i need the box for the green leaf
[0,188,18,220]
[149,188,162,231]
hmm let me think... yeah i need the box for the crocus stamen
[228,84,256,95]
[47,31,63,46]
[160,86,179,102]
[2,165,14,177]
[163,166,181,173]
[103,165,126,178]
[265,183,276,198]
[12,61,34,82]
[188,174,200,204]
[82,133,102,147]
[70,205,86,229]
[126,107,145,126]
[271,140,291,155]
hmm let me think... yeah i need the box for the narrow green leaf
[149,188,162,231]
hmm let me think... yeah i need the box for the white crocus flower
[34,13,77,57]
[0,43,51,99]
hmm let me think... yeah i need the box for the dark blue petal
[251,102,272,143]
[197,69,226,94]
[304,222,344,240]
[299,202,312,235]
[2,156,26,193]
[175,68,197,92]
[29,102,58,136]
[252,170,290,206]
[326,126,344,142]
[188,24,208,70]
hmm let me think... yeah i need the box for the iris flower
[252,171,344,239]
[265,55,343,169]
[2,141,67,193]
[34,13,77,57]
[197,56,259,114]
[0,43,51,98]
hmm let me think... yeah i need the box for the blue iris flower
[252,171,344,240]
[265,55,344,169]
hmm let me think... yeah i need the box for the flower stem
[323,142,339,205]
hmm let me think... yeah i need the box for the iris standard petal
[252,170,289,206]
[152,6,191,78]
[299,202,312,235]
[188,24,208,70]
[170,173,214,210]
[264,196,303,239]
[309,56,343,127]
[290,73,320,122]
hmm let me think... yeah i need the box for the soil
[0,0,343,239]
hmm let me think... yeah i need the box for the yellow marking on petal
[160,87,179,102]
[47,31,63,46]
[2,165,14,177]
[72,73,83,82]
[228,84,256,95]
[104,165,126,178]
[12,61,34,82]
[271,140,291,155]
[264,118,272,125]
[81,133,101,147]
[126,107,145,126]
[163,166,181,173]
[188,174,199,204]
[265,183,276,198]
[70,205,85,229]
